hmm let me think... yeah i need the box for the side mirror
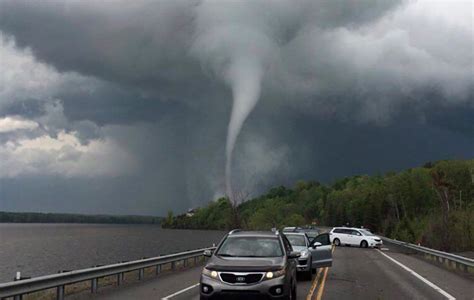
[203,249,212,257]
[312,242,322,249]
[288,251,301,259]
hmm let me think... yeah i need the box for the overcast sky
[0,0,472,216]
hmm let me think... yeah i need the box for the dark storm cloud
[0,0,472,215]
[2,110,473,215]
[0,1,401,87]
[0,0,207,96]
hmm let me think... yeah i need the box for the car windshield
[286,235,306,247]
[360,230,375,236]
[216,236,283,257]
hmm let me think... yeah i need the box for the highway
[72,242,473,300]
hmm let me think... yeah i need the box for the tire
[303,268,312,280]
[360,240,368,248]
[305,269,313,280]
[303,259,313,280]
[284,281,296,300]
[334,238,341,246]
[292,281,297,299]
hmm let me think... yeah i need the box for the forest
[0,211,162,224]
[162,159,474,252]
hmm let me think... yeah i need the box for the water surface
[0,223,225,283]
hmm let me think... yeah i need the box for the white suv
[329,227,382,248]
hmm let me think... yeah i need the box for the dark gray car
[200,230,300,299]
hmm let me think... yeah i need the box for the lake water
[0,223,225,283]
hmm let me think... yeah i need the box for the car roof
[283,232,307,236]
[228,230,279,238]
[332,227,362,230]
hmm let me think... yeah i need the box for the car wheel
[304,264,312,280]
[292,281,297,299]
[334,238,341,246]
[360,240,368,248]
[284,281,296,300]
[305,269,313,280]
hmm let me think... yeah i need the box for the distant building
[186,208,197,217]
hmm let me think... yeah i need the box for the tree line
[162,159,474,252]
[0,211,163,224]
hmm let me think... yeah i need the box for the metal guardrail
[0,247,216,300]
[382,237,474,274]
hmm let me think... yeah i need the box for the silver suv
[200,230,299,299]
[284,232,333,280]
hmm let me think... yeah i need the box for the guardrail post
[14,295,22,300]
[194,256,198,266]
[57,285,65,300]
[183,258,187,268]
[91,278,98,293]
[171,261,176,271]
[138,268,144,280]
[156,264,161,275]
[117,273,124,286]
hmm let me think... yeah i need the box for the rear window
[333,228,345,234]
[286,234,306,247]
[216,236,284,257]
[360,229,374,236]
[305,230,319,239]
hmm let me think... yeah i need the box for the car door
[282,235,297,279]
[306,234,318,264]
[337,229,350,245]
[350,230,363,246]
[342,229,357,245]
[310,233,333,268]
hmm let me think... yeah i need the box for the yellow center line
[315,266,329,300]
[306,268,323,300]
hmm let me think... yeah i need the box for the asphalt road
[75,243,473,300]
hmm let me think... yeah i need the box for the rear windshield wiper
[217,254,235,257]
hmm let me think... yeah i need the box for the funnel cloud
[224,58,264,199]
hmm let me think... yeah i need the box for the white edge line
[162,283,200,300]
[376,249,456,300]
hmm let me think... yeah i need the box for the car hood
[291,246,308,252]
[206,255,285,272]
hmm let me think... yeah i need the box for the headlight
[300,250,309,258]
[202,268,218,279]
[265,268,285,280]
